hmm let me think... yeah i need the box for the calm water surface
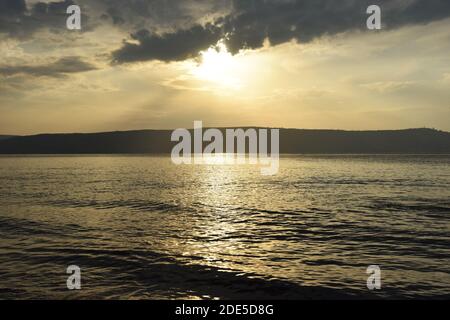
[0,155,449,299]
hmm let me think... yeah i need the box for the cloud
[0,56,97,77]
[95,0,232,28]
[360,81,416,93]
[112,0,450,63]
[3,1,449,63]
[442,73,450,83]
[0,0,87,38]
[112,24,222,63]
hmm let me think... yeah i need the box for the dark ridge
[0,128,449,154]
[0,135,16,141]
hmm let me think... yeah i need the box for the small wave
[43,199,183,214]
[0,246,366,300]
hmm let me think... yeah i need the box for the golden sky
[1,0,449,135]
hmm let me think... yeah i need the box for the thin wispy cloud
[0,56,96,77]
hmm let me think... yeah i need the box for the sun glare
[191,42,243,90]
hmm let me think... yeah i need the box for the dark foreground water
[0,155,449,299]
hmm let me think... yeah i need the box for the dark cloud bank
[112,0,450,63]
[1,0,450,64]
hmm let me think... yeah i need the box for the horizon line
[1,127,448,137]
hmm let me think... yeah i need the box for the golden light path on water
[180,158,302,279]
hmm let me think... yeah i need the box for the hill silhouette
[0,135,15,141]
[0,128,449,154]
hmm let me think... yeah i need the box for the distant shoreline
[0,128,449,155]
[0,153,450,156]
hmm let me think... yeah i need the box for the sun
[191,41,243,90]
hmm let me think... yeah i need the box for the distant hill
[0,135,16,141]
[0,128,449,154]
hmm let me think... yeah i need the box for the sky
[0,0,449,135]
